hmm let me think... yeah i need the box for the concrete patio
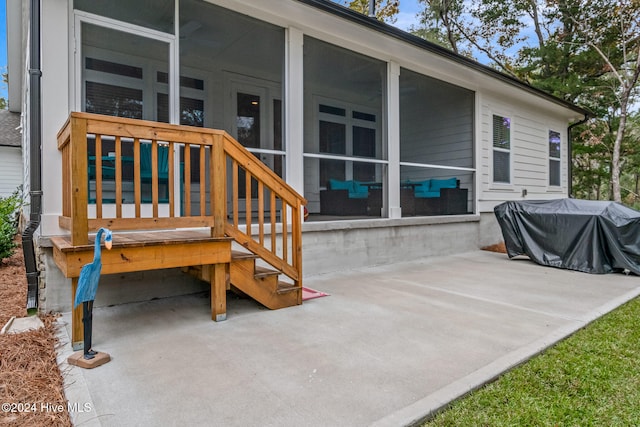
[57,250,640,426]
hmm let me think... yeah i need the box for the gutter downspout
[22,0,42,314]
[567,114,590,198]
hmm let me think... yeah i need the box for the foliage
[423,297,640,426]
[0,72,7,110]
[413,0,640,205]
[337,0,400,24]
[414,0,547,78]
[410,0,472,56]
[0,188,24,262]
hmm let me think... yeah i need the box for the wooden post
[210,263,227,321]
[70,115,89,245]
[71,277,84,350]
[211,135,226,238]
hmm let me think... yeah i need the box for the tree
[0,72,7,110]
[563,0,640,202]
[620,111,640,206]
[415,0,551,79]
[414,0,640,204]
[337,0,400,24]
[412,0,464,54]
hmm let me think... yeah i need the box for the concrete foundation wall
[41,215,496,313]
[478,212,504,248]
[301,215,481,276]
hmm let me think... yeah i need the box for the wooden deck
[52,230,232,350]
[53,113,307,350]
[51,230,232,276]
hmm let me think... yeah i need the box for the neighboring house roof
[0,110,21,147]
[301,0,591,118]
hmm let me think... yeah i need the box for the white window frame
[73,11,177,123]
[224,73,286,160]
[307,96,385,189]
[548,129,562,188]
[491,113,512,186]
[155,66,209,127]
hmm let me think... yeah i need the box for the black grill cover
[494,199,640,275]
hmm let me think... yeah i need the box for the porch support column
[210,263,227,322]
[284,27,305,197]
[387,61,401,218]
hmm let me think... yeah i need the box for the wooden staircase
[184,251,302,310]
[54,112,307,349]
[229,251,302,309]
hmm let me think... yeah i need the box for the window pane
[320,104,346,116]
[493,115,510,149]
[273,99,282,151]
[157,95,203,126]
[549,130,561,159]
[353,127,375,157]
[86,58,143,78]
[180,97,204,127]
[236,93,261,149]
[319,121,346,154]
[550,159,560,186]
[493,151,510,183]
[353,111,375,122]
[86,82,143,119]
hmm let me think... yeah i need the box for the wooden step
[254,265,280,279]
[229,254,301,310]
[231,250,258,261]
[276,281,299,294]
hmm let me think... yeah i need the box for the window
[549,130,561,186]
[84,58,144,119]
[318,103,378,186]
[492,115,511,183]
[156,71,205,127]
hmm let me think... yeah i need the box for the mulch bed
[481,241,507,254]
[0,241,71,427]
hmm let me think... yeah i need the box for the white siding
[0,146,23,198]
[478,94,569,212]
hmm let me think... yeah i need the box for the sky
[394,0,423,31]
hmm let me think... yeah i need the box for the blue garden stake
[74,227,112,360]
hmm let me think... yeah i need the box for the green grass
[422,297,640,426]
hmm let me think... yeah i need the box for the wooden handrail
[221,133,306,282]
[57,112,307,286]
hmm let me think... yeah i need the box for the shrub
[0,188,24,262]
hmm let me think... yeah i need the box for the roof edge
[298,0,590,118]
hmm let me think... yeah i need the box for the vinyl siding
[0,146,23,197]
[479,95,568,211]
